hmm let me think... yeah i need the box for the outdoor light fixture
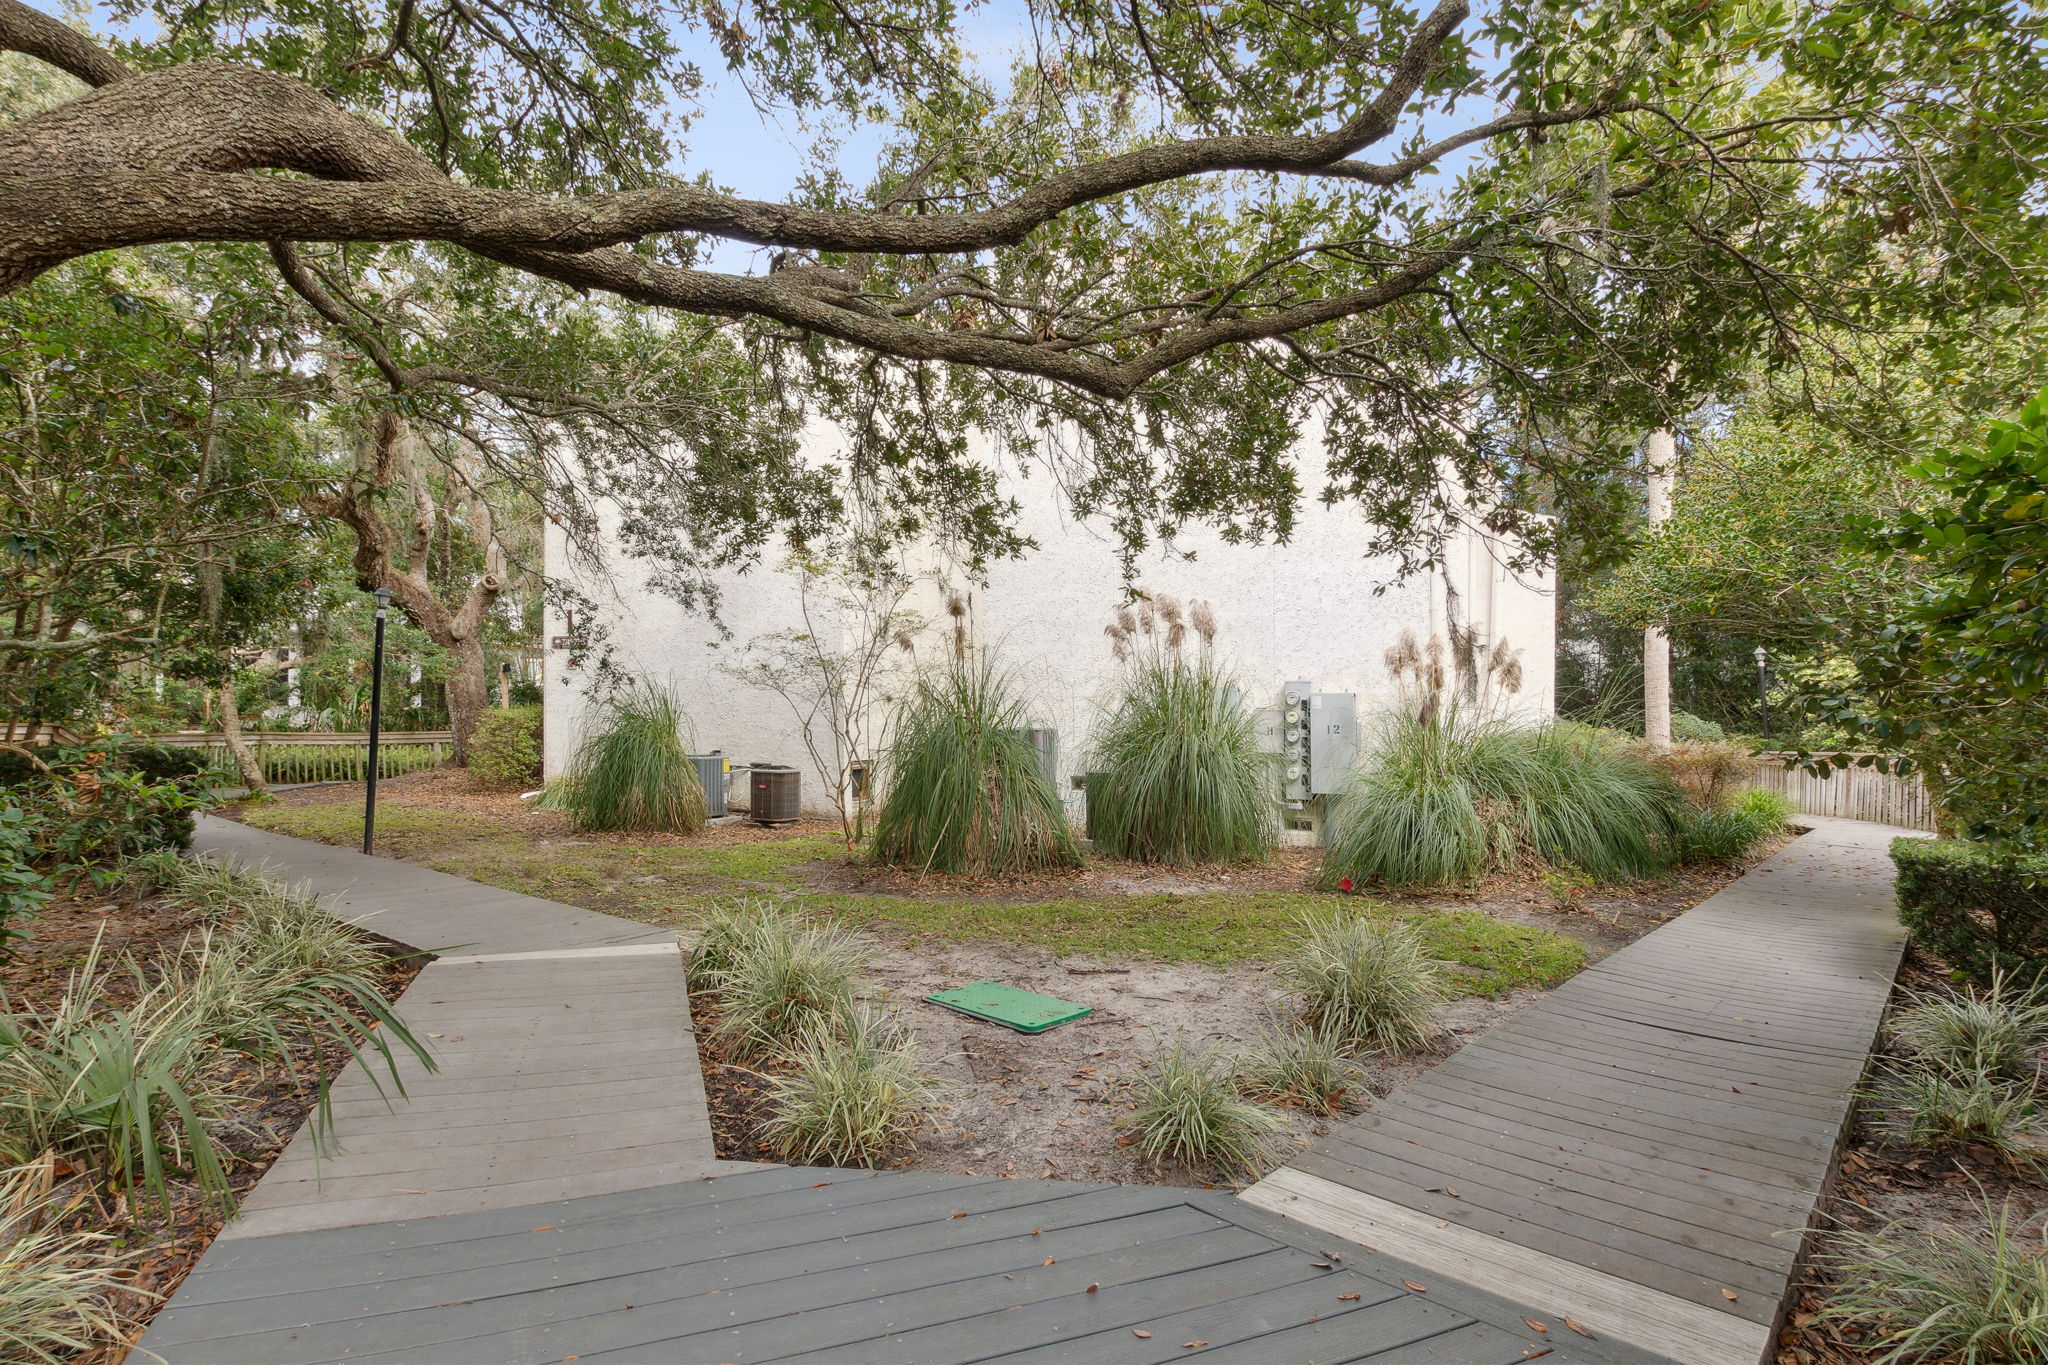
[364,587,392,855]
[1754,645,1772,745]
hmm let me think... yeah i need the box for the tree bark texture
[1642,426,1676,752]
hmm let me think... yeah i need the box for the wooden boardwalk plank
[1245,817,1917,1365]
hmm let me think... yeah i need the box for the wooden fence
[153,731,453,785]
[1749,754,1935,831]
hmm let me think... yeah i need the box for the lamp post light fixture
[363,586,391,855]
[1754,644,1772,746]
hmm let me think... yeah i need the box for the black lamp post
[363,586,391,855]
[1754,644,1772,746]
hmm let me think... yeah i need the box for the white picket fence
[1749,754,1935,831]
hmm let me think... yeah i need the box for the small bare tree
[726,549,925,846]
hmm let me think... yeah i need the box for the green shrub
[564,684,705,834]
[0,1160,130,1363]
[1679,789,1791,863]
[0,809,51,952]
[1087,650,1273,865]
[1670,712,1727,743]
[700,909,865,1062]
[1236,1021,1365,1115]
[762,1007,941,1168]
[1891,975,2048,1081]
[1818,1194,2048,1365]
[1323,714,1685,889]
[1893,838,2048,985]
[1116,1040,1287,1179]
[872,659,1079,875]
[468,705,543,788]
[1279,912,1449,1055]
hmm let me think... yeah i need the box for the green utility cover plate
[924,982,1092,1034]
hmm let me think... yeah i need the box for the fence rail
[153,731,453,785]
[1749,754,1935,831]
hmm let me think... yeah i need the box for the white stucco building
[543,425,1555,839]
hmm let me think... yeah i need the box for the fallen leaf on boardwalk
[1032,1228,1044,1235]
[1183,1342,1208,1349]
[1043,1257,1056,1266]
[1311,1262,1332,1269]
[1563,1317,1593,1337]
[1521,1318,1549,1332]
[1402,1280,1428,1293]
[1446,1185,1459,1198]
[951,1212,968,1219]
[811,1182,830,1188]
[1337,1293,1361,1301]
[530,1227,557,1233]
[1523,1351,1551,1360]
[1722,1289,1740,1301]
[1086,1284,1099,1293]
[1132,1330,1152,1338]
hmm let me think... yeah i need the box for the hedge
[469,706,543,787]
[1892,837,2048,983]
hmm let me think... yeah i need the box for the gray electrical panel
[1308,693,1359,795]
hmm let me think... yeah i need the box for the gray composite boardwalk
[138,814,1913,1364]
[145,1165,1647,1364]
[1244,816,1915,1365]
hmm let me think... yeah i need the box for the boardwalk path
[138,815,1910,1364]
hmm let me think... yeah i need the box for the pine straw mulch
[1774,942,2048,1364]
[1,883,424,1363]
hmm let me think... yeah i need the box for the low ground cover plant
[1818,1193,2048,1365]
[762,1007,942,1167]
[0,857,430,1211]
[1323,712,1686,890]
[1871,976,2048,1170]
[1280,911,1449,1054]
[1116,1040,1288,1179]
[1894,837,2048,986]
[561,683,706,834]
[871,658,1078,875]
[1236,1020,1364,1115]
[1088,605,1273,866]
[0,1158,130,1364]
[689,899,939,1167]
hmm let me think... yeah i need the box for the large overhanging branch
[0,0,1618,397]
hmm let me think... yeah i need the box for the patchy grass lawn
[798,892,1583,994]
[238,796,1584,997]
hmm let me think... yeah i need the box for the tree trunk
[1642,427,1676,752]
[217,678,267,793]
[303,410,510,767]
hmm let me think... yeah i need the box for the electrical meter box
[1308,692,1359,795]
[1281,679,1313,800]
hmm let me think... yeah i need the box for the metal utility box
[1008,727,1059,790]
[749,764,801,825]
[1308,692,1359,795]
[690,752,730,817]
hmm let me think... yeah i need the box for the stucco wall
[543,427,1555,826]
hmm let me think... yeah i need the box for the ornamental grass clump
[1281,911,1449,1055]
[871,658,1078,875]
[1872,1063,2048,1170]
[1679,787,1794,863]
[1891,974,2048,1082]
[1236,1020,1365,1115]
[1116,1040,1287,1179]
[0,1159,132,1364]
[762,1006,942,1168]
[565,682,706,834]
[1817,1195,2048,1365]
[1089,598,1274,865]
[702,908,866,1062]
[1324,711,1685,889]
